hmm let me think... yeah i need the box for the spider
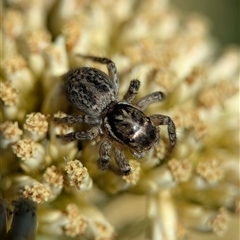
[54,55,177,175]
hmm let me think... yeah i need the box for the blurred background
[173,0,239,46]
[172,1,239,240]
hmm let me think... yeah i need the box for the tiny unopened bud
[168,158,192,182]
[12,139,46,172]
[196,158,223,184]
[0,121,23,148]
[23,112,49,141]
[62,204,88,237]
[22,184,52,203]
[122,160,141,185]
[65,160,92,191]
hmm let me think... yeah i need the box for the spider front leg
[57,126,102,141]
[122,79,140,103]
[54,115,101,125]
[98,141,131,175]
[113,148,131,175]
[136,91,165,110]
[98,139,112,171]
[77,54,119,92]
[150,114,177,153]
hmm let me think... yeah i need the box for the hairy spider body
[104,102,159,153]
[55,55,177,175]
[64,67,116,116]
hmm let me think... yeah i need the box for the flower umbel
[1,0,239,239]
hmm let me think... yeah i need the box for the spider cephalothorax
[54,55,177,175]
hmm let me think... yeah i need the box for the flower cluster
[1,0,239,239]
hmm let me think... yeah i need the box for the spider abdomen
[104,102,159,153]
[64,67,117,116]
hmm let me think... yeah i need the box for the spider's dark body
[55,55,177,175]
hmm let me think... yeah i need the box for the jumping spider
[54,55,177,175]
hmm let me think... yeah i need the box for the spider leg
[113,148,131,175]
[77,54,119,92]
[150,114,177,153]
[122,79,140,103]
[136,91,165,110]
[57,126,101,141]
[54,115,101,125]
[98,139,112,171]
